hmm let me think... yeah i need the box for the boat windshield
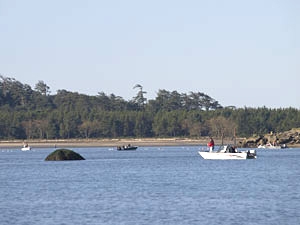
[217,145,237,153]
[217,145,227,153]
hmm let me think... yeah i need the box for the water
[0,146,299,225]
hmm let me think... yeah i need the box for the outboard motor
[247,149,257,159]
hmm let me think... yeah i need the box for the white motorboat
[257,143,287,149]
[21,144,31,151]
[198,145,256,160]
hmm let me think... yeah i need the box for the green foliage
[1,75,300,140]
[35,80,50,95]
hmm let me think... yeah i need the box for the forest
[1,75,300,140]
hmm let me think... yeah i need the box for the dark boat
[117,145,138,151]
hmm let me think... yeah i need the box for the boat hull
[21,147,31,151]
[198,151,248,160]
[117,146,138,151]
[258,145,282,149]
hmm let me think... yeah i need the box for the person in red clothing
[207,137,215,152]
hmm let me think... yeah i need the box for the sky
[0,0,299,108]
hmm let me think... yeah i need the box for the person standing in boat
[207,137,215,152]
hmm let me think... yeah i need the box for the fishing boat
[117,145,138,151]
[198,145,256,160]
[21,144,31,151]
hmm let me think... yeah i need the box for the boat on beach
[198,145,256,160]
[257,143,287,149]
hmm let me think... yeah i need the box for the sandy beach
[1,137,299,149]
[0,137,229,148]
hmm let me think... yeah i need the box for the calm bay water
[0,146,299,225]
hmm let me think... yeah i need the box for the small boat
[257,143,287,149]
[21,144,31,151]
[117,145,138,151]
[198,145,256,160]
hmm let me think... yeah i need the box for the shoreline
[1,138,299,149]
[0,138,229,148]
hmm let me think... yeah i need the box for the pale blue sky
[0,0,299,108]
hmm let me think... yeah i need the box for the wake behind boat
[198,145,256,160]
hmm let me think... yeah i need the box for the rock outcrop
[242,128,300,148]
[45,149,85,161]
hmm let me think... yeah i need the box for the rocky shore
[1,130,300,149]
[241,128,300,148]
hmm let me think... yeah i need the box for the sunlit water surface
[1,146,299,225]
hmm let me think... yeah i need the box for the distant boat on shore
[257,143,287,149]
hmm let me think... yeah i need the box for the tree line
[1,75,300,140]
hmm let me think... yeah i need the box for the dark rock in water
[45,149,85,161]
